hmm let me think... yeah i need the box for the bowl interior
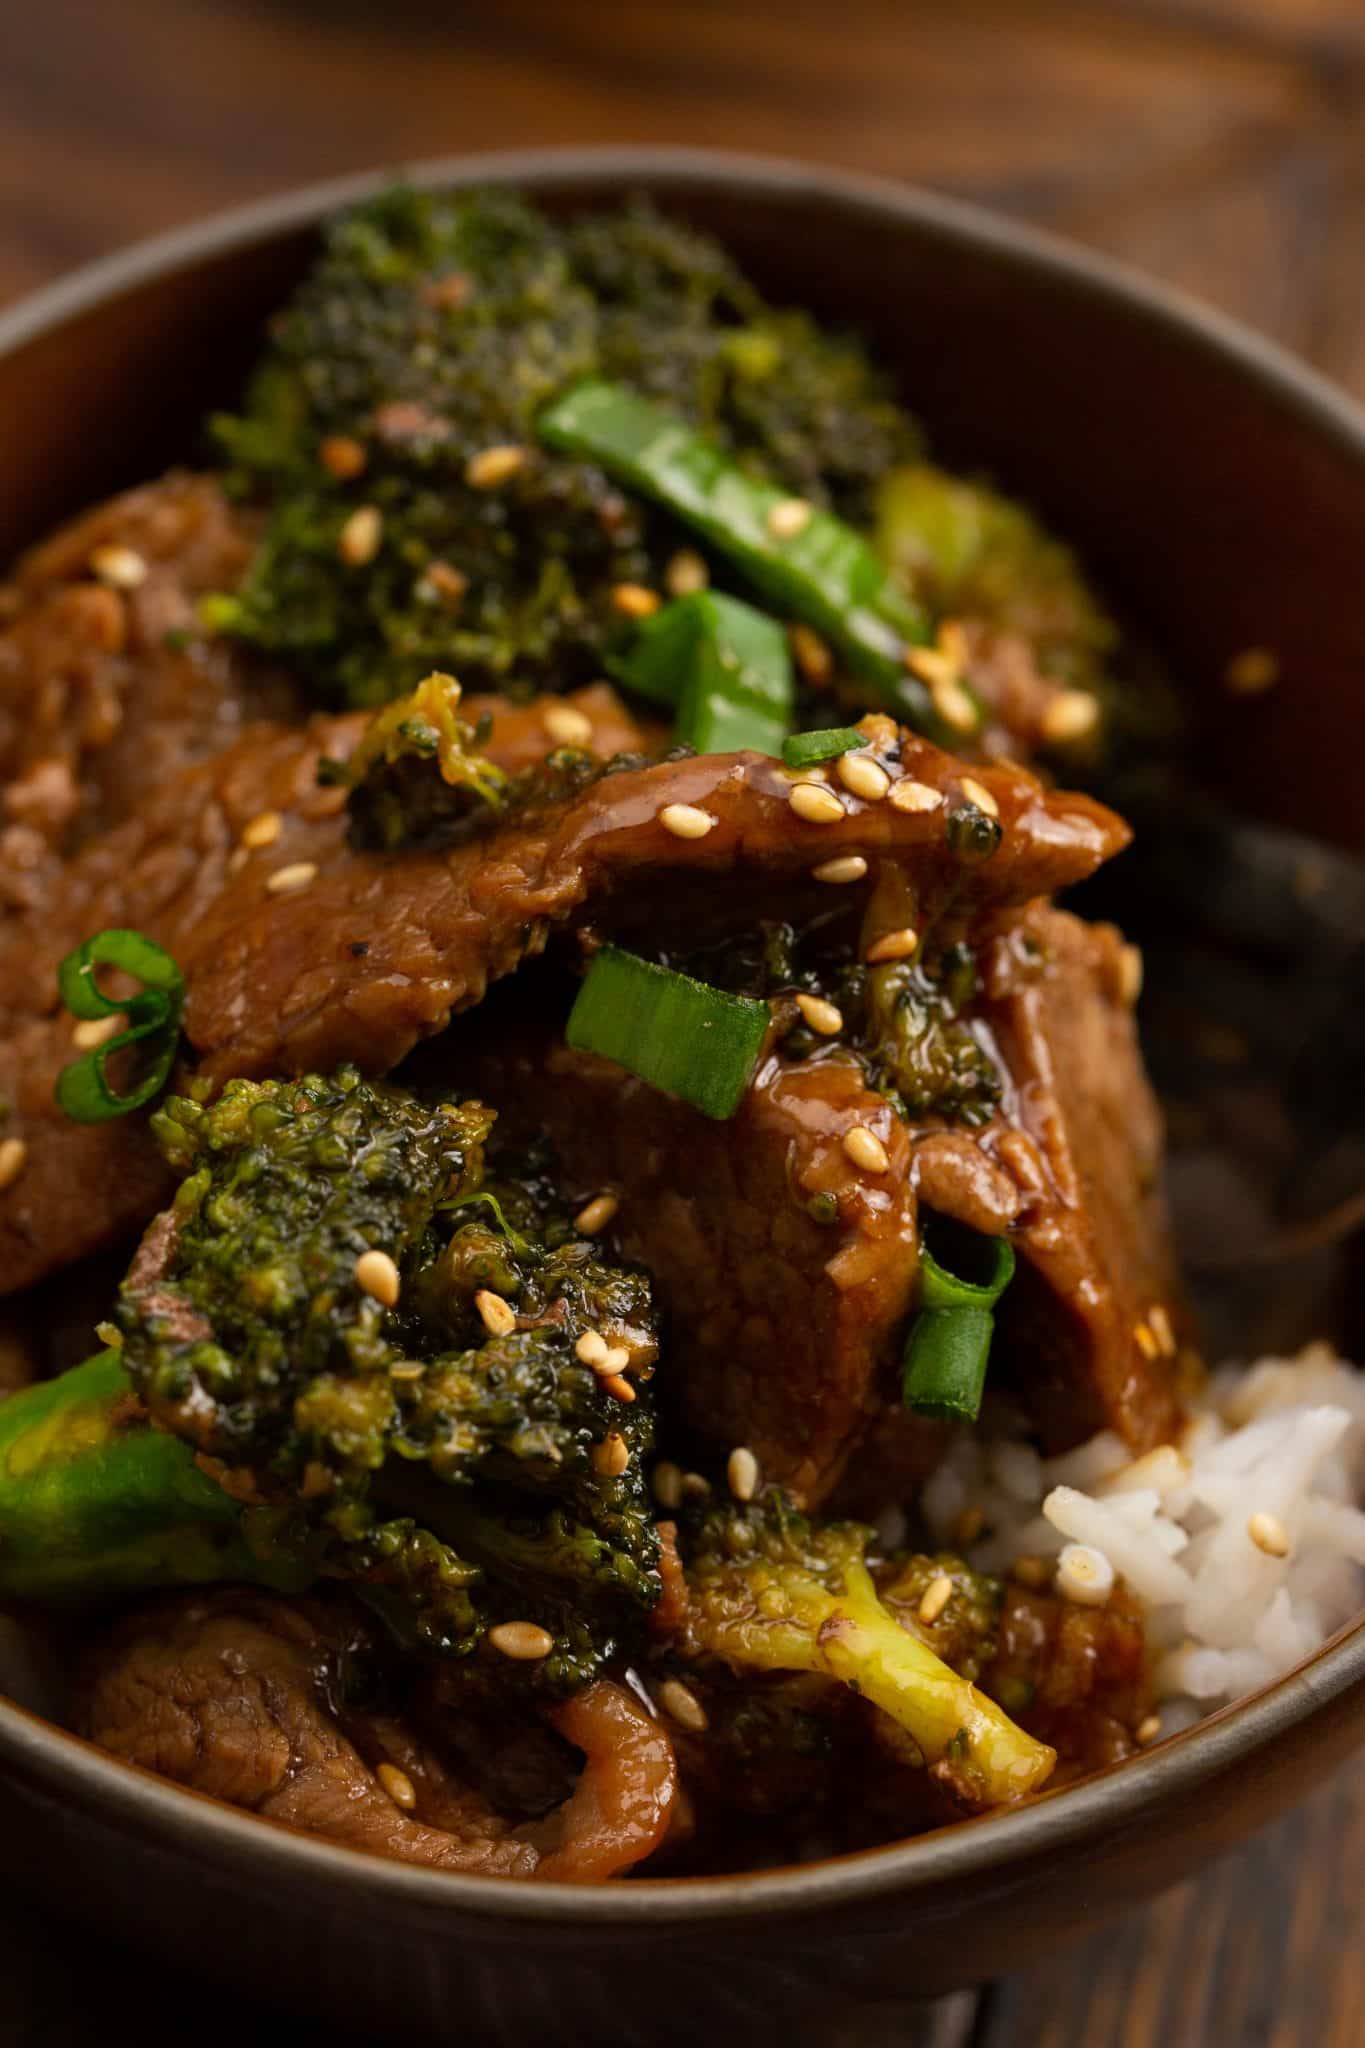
[1,152,1364,1964]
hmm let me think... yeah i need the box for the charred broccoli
[0,1069,662,1696]
[208,186,920,704]
[668,1493,1054,1807]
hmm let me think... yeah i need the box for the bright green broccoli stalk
[0,1067,663,1697]
[207,186,921,705]
[670,1495,1054,1808]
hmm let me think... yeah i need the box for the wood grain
[1,2,1361,2042]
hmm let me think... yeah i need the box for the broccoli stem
[700,1549,1054,1806]
[0,1353,307,1604]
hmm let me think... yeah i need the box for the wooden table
[3,2,1364,2040]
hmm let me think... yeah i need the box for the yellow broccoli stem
[702,1555,1055,1807]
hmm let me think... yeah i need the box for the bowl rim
[3,141,1365,1929]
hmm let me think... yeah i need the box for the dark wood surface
[4,2,1364,2041]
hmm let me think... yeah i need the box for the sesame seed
[488,1621,555,1661]
[603,1374,636,1403]
[1041,689,1100,745]
[933,679,980,735]
[542,703,594,749]
[843,1125,890,1174]
[420,560,468,608]
[89,544,148,590]
[657,1678,708,1732]
[475,1289,517,1338]
[1011,1555,1053,1589]
[241,809,282,850]
[377,1762,417,1810]
[576,1330,610,1367]
[1248,1510,1291,1558]
[955,1507,985,1547]
[864,927,918,965]
[905,645,957,689]
[227,847,249,876]
[888,779,943,816]
[611,583,661,619]
[997,1129,1047,1195]
[265,861,318,895]
[71,1011,126,1050]
[1148,1304,1176,1358]
[653,1461,684,1510]
[794,993,843,1036]
[592,1432,630,1478]
[681,1470,712,1499]
[659,802,715,841]
[465,444,529,490]
[354,1249,401,1308]
[789,781,846,825]
[1134,1322,1160,1361]
[319,435,367,480]
[1118,943,1144,1008]
[664,549,709,597]
[767,497,812,539]
[1224,646,1279,695]
[918,1573,954,1626]
[727,1445,760,1502]
[574,1192,618,1235]
[789,624,833,686]
[838,753,891,803]
[337,505,383,567]
[812,855,868,885]
[782,762,830,785]
[0,1137,27,1192]
[1136,1714,1162,1746]
[1056,1543,1115,1607]
[958,776,1000,820]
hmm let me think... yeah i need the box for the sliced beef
[177,732,1125,1085]
[78,1592,537,1876]
[986,903,1182,1451]
[0,684,649,1294]
[0,474,296,912]
[79,1590,677,1881]
[466,904,1176,1504]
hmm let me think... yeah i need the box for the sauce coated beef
[77,1590,677,1882]
[0,684,646,1292]
[0,475,295,914]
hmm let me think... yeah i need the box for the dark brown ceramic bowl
[2,148,1364,2046]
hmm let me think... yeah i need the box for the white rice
[920,1341,1365,1734]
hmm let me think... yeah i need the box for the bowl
[2,146,1364,2045]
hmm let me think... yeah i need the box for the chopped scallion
[609,590,792,757]
[781,727,866,769]
[53,928,186,1124]
[566,944,770,1120]
[901,1224,1015,1424]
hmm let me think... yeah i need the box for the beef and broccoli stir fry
[0,185,1278,1882]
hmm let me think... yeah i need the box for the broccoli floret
[116,1068,662,1693]
[209,187,920,705]
[330,670,510,850]
[676,919,1002,1128]
[875,461,1116,696]
[669,1494,1054,1808]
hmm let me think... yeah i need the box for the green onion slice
[901,1223,1015,1424]
[781,727,866,769]
[566,944,770,1120]
[609,591,793,757]
[539,379,977,744]
[53,928,186,1124]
